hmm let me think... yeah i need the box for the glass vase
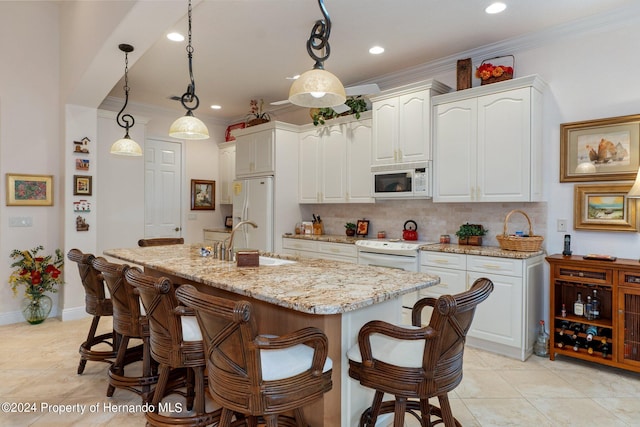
[20,295,52,325]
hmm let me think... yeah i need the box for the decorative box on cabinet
[370,80,450,166]
[420,249,544,361]
[298,112,373,204]
[218,142,235,204]
[546,254,640,373]
[432,75,546,202]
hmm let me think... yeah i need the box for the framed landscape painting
[191,179,215,210]
[574,183,637,231]
[560,114,640,182]
[6,173,53,206]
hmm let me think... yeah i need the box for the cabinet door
[467,271,523,348]
[371,97,399,165]
[321,124,347,202]
[347,119,373,203]
[299,130,321,203]
[433,98,477,202]
[219,144,235,204]
[253,130,275,175]
[235,130,274,177]
[477,87,531,201]
[618,276,640,368]
[398,90,430,162]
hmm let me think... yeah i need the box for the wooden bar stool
[67,249,118,374]
[125,268,221,427]
[92,257,158,402]
[175,284,333,427]
[347,278,493,427]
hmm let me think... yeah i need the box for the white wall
[0,2,63,324]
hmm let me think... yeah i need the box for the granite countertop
[282,233,360,244]
[104,244,439,315]
[420,243,545,259]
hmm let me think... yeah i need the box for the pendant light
[169,0,209,140]
[288,0,346,108]
[111,44,143,156]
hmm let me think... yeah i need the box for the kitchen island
[104,244,440,427]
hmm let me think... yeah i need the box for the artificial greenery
[454,223,487,239]
[345,222,357,230]
[312,96,368,126]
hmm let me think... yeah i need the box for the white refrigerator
[232,176,274,252]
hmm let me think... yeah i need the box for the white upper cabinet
[234,126,275,177]
[218,142,235,204]
[432,75,546,203]
[298,112,373,204]
[371,80,450,166]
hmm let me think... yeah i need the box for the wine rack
[547,254,640,373]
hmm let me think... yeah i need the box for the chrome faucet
[222,220,258,261]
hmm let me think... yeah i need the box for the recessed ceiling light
[167,32,185,42]
[210,105,221,110]
[485,2,506,14]
[369,46,384,55]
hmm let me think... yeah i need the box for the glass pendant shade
[627,167,640,198]
[169,112,210,140]
[288,68,346,108]
[110,135,142,156]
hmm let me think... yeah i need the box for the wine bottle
[561,303,567,318]
[585,295,593,320]
[585,325,598,342]
[533,320,550,357]
[591,289,600,320]
[558,320,570,336]
[599,338,610,358]
[572,336,582,352]
[574,292,585,317]
[569,322,583,340]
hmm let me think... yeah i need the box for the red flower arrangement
[9,245,64,300]
[475,63,514,81]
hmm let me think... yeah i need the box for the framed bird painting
[560,114,640,182]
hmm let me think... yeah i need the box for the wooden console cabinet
[547,254,640,373]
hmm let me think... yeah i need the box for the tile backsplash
[299,200,548,248]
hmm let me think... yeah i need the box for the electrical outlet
[557,219,567,232]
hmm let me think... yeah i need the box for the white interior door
[145,139,182,237]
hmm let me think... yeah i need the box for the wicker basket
[477,54,515,85]
[496,209,544,252]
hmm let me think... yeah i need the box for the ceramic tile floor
[2,316,640,426]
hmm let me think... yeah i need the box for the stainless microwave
[372,162,431,199]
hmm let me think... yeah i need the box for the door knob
[174,227,180,232]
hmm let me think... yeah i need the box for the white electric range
[355,239,436,324]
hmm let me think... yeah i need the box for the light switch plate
[9,216,33,227]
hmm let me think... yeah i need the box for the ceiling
[106,0,633,123]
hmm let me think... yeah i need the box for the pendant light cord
[180,0,200,113]
[306,0,332,70]
[116,44,135,137]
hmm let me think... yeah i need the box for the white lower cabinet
[282,237,357,263]
[420,250,544,361]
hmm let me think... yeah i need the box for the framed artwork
[225,216,233,228]
[560,114,640,182]
[191,179,215,210]
[73,137,90,154]
[574,183,637,232]
[75,158,90,171]
[73,175,92,196]
[6,173,53,206]
[356,219,370,236]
